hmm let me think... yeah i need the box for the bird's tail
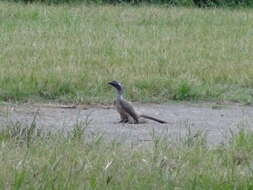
[139,114,168,124]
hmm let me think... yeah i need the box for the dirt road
[0,102,252,145]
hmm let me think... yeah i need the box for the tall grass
[1,122,253,189]
[1,2,253,104]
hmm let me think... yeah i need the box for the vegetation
[1,121,253,189]
[1,2,252,188]
[192,0,253,7]
[7,0,253,7]
[1,2,253,104]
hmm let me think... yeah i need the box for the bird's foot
[119,119,128,123]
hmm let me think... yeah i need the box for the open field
[1,2,253,103]
[1,2,253,188]
[1,116,253,189]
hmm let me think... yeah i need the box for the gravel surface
[0,102,252,145]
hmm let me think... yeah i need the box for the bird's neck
[117,90,124,99]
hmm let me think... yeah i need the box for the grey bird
[108,81,168,124]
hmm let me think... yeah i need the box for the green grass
[1,2,253,104]
[1,122,253,189]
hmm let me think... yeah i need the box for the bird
[108,80,168,124]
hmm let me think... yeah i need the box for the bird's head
[108,81,124,93]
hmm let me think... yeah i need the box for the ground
[0,102,252,145]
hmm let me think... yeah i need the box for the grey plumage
[108,81,167,124]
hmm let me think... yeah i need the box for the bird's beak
[108,81,115,86]
[108,82,113,87]
[108,81,122,92]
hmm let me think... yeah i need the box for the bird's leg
[119,118,129,123]
[119,113,129,123]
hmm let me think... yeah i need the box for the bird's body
[108,81,167,124]
[114,97,139,123]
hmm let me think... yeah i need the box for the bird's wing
[119,99,139,122]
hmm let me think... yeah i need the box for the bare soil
[0,102,252,145]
